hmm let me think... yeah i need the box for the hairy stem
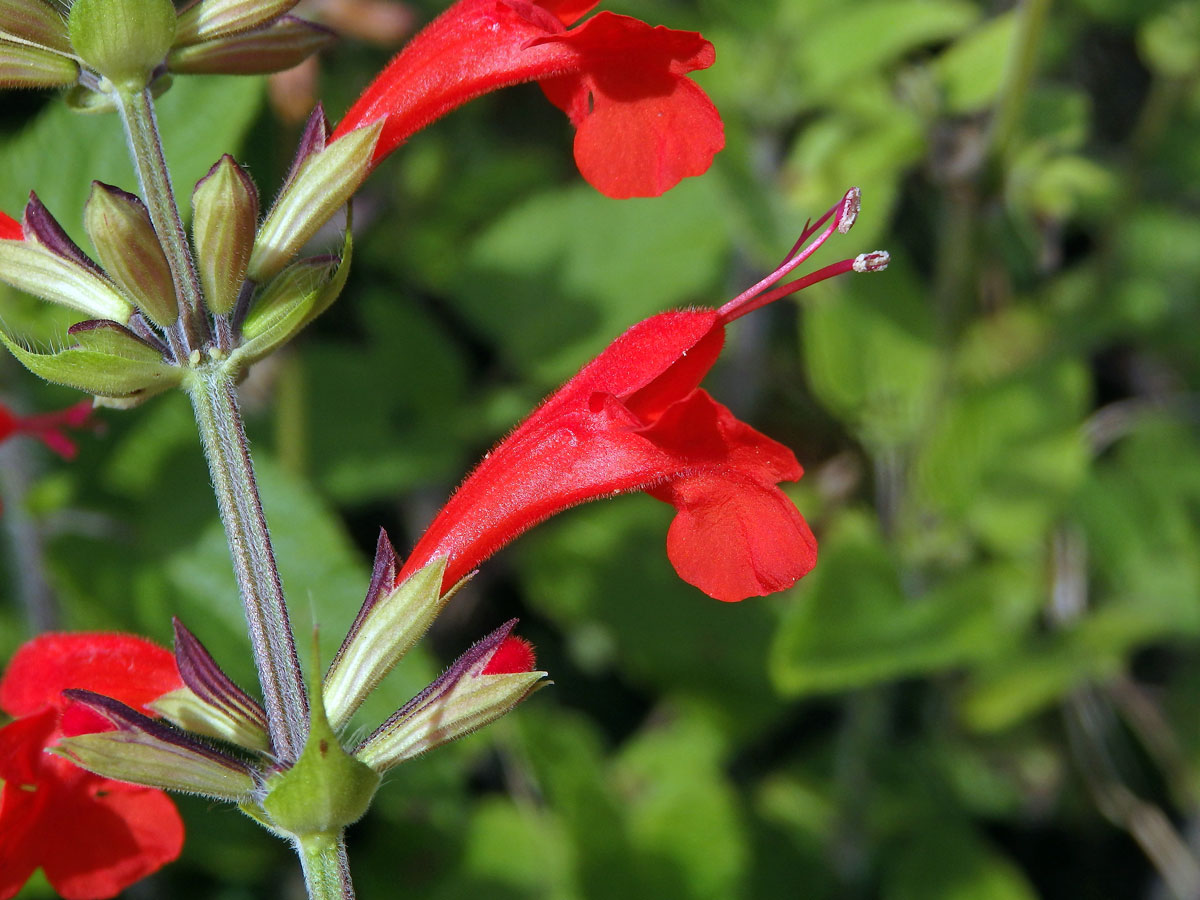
[297,832,356,900]
[113,86,210,355]
[186,368,308,760]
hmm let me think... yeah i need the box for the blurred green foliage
[4,0,1200,896]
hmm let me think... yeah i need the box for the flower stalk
[112,85,208,355]
[185,367,308,761]
[298,832,355,900]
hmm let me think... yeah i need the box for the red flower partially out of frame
[0,208,96,462]
[397,189,888,602]
[0,633,184,900]
[332,0,724,198]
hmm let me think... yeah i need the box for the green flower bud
[192,155,258,316]
[0,239,132,323]
[353,622,547,774]
[248,120,380,282]
[168,16,334,76]
[68,0,176,90]
[174,0,299,46]
[227,227,351,375]
[84,182,178,327]
[0,0,70,52]
[324,552,453,733]
[0,39,78,88]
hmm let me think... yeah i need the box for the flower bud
[68,0,176,90]
[248,119,380,282]
[0,0,71,52]
[324,546,452,732]
[0,40,78,88]
[353,621,547,774]
[228,230,351,373]
[192,155,258,316]
[84,182,179,327]
[0,236,131,322]
[174,0,299,45]
[168,16,334,76]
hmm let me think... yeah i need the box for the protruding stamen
[853,251,890,273]
[837,187,861,234]
[717,187,883,325]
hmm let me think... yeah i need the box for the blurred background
[3,0,1200,896]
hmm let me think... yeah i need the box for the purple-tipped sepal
[323,545,452,732]
[150,619,271,753]
[55,690,260,802]
[352,619,547,773]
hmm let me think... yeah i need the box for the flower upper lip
[331,0,724,198]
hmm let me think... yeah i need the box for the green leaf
[934,11,1018,113]
[453,177,727,385]
[612,714,749,900]
[789,0,980,104]
[771,511,1039,697]
[883,825,1038,900]
[803,259,941,447]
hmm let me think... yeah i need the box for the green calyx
[68,0,176,89]
[260,675,380,838]
[0,323,180,402]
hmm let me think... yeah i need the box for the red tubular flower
[0,400,95,460]
[0,633,185,900]
[397,189,889,602]
[331,0,723,198]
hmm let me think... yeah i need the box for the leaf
[771,511,1039,697]
[883,825,1038,900]
[803,258,941,447]
[452,177,727,385]
[934,11,1019,113]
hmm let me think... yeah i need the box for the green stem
[987,0,1054,164]
[113,86,210,354]
[297,832,355,900]
[186,367,308,760]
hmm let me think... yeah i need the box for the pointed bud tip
[853,250,890,273]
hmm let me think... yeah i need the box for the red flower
[0,400,95,460]
[0,633,184,900]
[331,0,723,198]
[397,189,888,601]
[0,211,20,241]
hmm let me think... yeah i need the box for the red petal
[0,714,55,899]
[0,210,21,241]
[39,780,183,900]
[536,13,723,197]
[658,473,817,601]
[533,309,721,423]
[643,389,813,601]
[0,710,182,900]
[0,633,181,719]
